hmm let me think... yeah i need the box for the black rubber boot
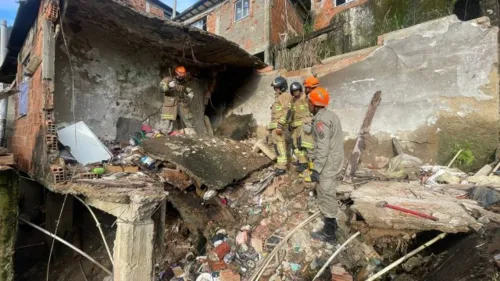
[297,163,308,173]
[274,168,287,176]
[311,217,337,243]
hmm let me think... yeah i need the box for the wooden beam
[343,91,382,182]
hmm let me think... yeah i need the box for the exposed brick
[46,134,58,152]
[77,173,99,179]
[46,120,56,135]
[51,165,66,183]
[312,0,368,30]
[270,0,304,44]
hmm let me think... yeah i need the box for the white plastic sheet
[57,121,112,165]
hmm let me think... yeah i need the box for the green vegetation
[451,141,475,168]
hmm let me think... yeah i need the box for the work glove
[276,123,284,136]
[187,92,194,100]
[168,81,176,88]
[303,123,312,134]
[310,170,320,182]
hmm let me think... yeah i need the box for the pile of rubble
[151,147,500,281]
[50,119,500,281]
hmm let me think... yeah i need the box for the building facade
[176,0,308,64]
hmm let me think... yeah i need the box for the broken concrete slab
[143,136,272,189]
[215,114,254,140]
[166,187,237,236]
[350,182,480,233]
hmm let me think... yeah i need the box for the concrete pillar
[86,198,160,281]
[0,169,18,281]
[114,219,154,281]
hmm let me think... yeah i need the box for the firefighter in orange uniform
[159,66,196,135]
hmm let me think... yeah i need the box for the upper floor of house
[123,0,178,19]
[174,0,309,59]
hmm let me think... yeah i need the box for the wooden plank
[343,91,382,182]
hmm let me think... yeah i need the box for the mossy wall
[328,0,455,56]
[277,0,459,69]
[0,169,19,281]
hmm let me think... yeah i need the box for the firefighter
[269,76,292,176]
[303,76,320,96]
[308,87,344,243]
[159,66,196,135]
[289,82,314,175]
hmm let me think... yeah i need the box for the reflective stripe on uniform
[268,123,278,129]
[161,114,175,120]
[279,116,287,124]
[292,120,303,127]
[275,105,283,111]
[299,105,307,110]
[276,156,287,164]
[294,148,305,156]
[301,141,314,149]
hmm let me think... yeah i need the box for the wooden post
[343,91,382,182]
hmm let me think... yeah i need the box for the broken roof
[67,0,265,67]
[0,0,265,83]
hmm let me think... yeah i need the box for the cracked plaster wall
[234,16,499,170]
[54,22,208,141]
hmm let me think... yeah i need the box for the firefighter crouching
[269,76,292,176]
[308,87,344,243]
[289,82,314,176]
[159,66,196,135]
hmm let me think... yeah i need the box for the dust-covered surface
[143,136,272,189]
[214,114,255,140]
[64,0,265,68]
[351,182,481,233]
[50,179,166,204]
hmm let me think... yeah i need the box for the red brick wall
[11,2,46,173]
[149,2,165,18]
[312,0,368,30]
[122,0,165,19]
[207,12,217,33]
[270,0,304,45]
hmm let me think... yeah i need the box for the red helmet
[303,76,319,88]
[308,87,329,107]
[175,66,187,78]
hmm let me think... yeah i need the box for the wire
[73,195,114,266]
[20,217,113,276]
[45,194,68,281]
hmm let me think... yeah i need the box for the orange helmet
[308,87,329,107]
[175,66,187,78]
[303,76,319,88]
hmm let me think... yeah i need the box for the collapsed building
[0,0,499,281]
